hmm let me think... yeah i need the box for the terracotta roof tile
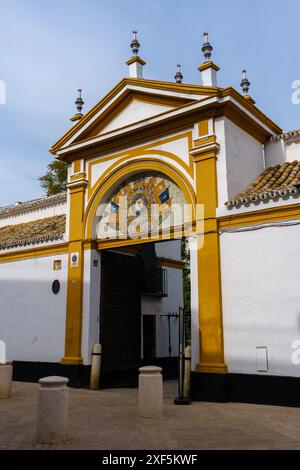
[226,161,300,207]
[0,214,66,250]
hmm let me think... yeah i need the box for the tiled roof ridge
[0,232,64,251]
[227,160,300,207]
[0,193,67,218]
[0,214,66,250]
[270,129,300,142]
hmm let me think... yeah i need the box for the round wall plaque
[52,280,60,295]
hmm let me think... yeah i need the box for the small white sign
[70,252,79,268]
[256,346,268,372]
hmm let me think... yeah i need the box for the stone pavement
[1,380,300,449]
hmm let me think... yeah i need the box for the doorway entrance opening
[99,238,190,387]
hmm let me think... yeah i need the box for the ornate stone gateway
[47,41,233,394]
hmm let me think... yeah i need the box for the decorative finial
[240,70,250,96]
[130,30,140,56]
[202,32,213,62]
[75,89,84,115]
[126,30,145,78]
[174,64,183,84]
[70,89,84,122]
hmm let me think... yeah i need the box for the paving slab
[0,381,300,449]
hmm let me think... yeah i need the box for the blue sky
[0,0,299,205]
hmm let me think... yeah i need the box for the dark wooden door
[100,250,142,387]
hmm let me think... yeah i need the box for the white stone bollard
[36,376,69,444]
[138,366,163,418]
[0,362,13,399]
[90,343,102,390]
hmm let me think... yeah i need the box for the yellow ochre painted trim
[193,146,228,374]
[88,149,193,199]
[85,243,184,269]
[158,257,185,269]
[84,159,196,240]
[96,245,186,269]
[219,203,300,229]
[73,160,81,173]
[83,240,98,250]
[96,226,194,251]
[198,119,209,137]
[126,56,146,66]
[50,77,218,154]
[57,98,205,157]
[198,61,220,72]
[192,145,219,162]
[196,363,228,374]
[244,95,256,105]
[219,87,281,135]
[87,131,194,197]
[0,243,68,263]
[60,356,83,365]
[194,135,216,148]
[79,94,185,144]
[51,82,281,159]
[70,172,86,182]
[70,114,83,122]
[61,181,86,365]
[57,95,278,160]
[97,221,197,247]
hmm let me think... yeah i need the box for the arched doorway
[92,171,192,386]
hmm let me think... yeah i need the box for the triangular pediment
[76,91,191,142]
[96,97,176,136]
[51,78,217,154]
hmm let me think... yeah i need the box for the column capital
[67,176,88,190]
[190,142,220,162]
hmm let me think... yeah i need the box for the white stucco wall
[216,117,265,206]
[264,139,286,167]
[100,99,175,135]
[0,201,67,228]
[189,235,199,371]
[141,266,183,358]
[88,129,195,194]
[155,239,182,261]
[215,117,228,206]
[221,222,300,377]
[81,249,101,365]
[286,140,300,162]
[264,137,300,167]
[0,253,68,363]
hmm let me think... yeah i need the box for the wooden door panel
[100,251,142,385]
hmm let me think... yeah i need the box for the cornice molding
[198,61,220,72]
[54,85,282,164]
[50,77,219,155]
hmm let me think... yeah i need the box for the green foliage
[39,160,68,196]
